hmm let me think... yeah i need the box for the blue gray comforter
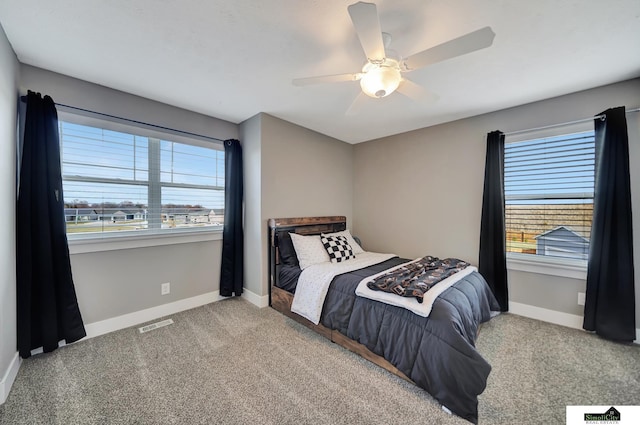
[318,258,500,424]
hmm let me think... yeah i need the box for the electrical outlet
[161,282,170,295]
[578,292,585,306]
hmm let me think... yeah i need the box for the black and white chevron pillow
[321,235,355,263]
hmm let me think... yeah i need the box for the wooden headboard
[267,216,346,306]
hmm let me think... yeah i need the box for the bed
[268,216,500,424]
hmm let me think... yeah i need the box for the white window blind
[60,121,224,237]
[504,131,595,260]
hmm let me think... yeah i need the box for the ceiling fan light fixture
[360,61,401,98]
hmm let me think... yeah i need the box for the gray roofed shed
[534,226,589,260]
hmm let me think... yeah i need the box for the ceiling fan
[293,1,495,113]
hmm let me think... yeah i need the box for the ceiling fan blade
[347,2,386,62]
[346,92,369,116]
[396,79,438,102]
[402,26,495,71]
[292,73,362,86]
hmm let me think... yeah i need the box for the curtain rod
[504,107,640,137]
[20,95,226,143]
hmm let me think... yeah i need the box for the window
[504,131,595,261]
[60,120,224,238]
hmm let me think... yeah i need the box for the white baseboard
[0,352,21,405]
[84,291,225,339]
[509,302,584,330]
[242,287,269,308]
[84,287,267,339]
[509,301,639,344]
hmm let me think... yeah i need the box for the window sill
[507,253,587,280]
[68,228,223,254]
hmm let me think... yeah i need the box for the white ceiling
[1,0,639,143]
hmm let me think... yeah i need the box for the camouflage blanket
[366,256,470,303]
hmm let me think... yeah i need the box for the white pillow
[321,229,364,254]
[289,233,330,270]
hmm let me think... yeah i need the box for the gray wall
[0,24,19,396]
[20,65,238,142]
[20,65,239,324]
[353,78,640,326]
[70,242,222,323]
[239,114,263,296]
[242,113,354,296]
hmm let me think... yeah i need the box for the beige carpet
[1,297,638,424]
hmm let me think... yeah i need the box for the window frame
[57,108,225,253]
[504,121,594,279]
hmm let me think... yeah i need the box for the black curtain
[17,91,86,358]
[479,130,509,311]
[583,107,635,342]
[219,139,244,296]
